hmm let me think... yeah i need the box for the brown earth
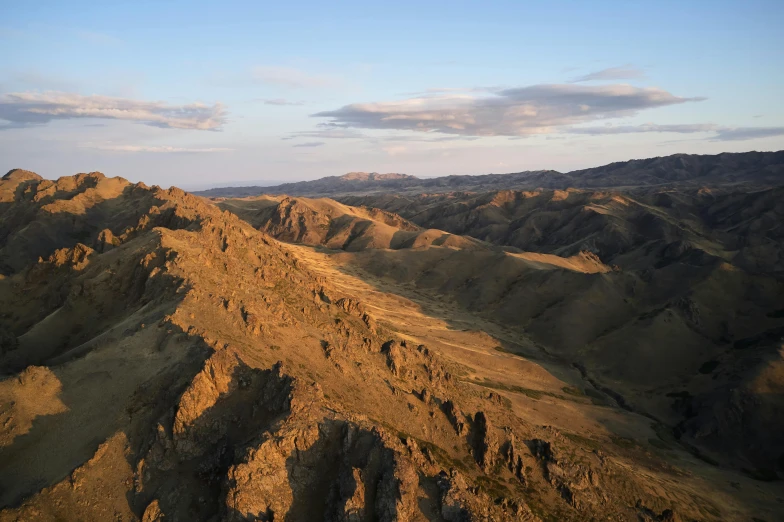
[0,168,782,521]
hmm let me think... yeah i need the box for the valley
[1,152,783,521]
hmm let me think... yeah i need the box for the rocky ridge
[0,170,780,521]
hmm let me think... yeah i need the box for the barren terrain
[1,154,783,521]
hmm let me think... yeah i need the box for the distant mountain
[339,172,416,181]
[192,151,784,198]
[194,172,419,197]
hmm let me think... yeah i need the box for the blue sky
[1,0,782,187]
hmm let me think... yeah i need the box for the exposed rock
[141,499,164,522]
[468,411,498,470]
[441,400,467,436]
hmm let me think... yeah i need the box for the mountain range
[194,151,784,198]
[1,151,783,521]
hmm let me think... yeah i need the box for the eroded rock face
[437,470,539,522]
[468,411,498,470]
[172,351,295,459]
[225,416,422,522]
[528,437,603,510]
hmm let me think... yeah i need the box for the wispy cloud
[711,127,784,141]
[402,86,501,96]
[567,123,784,141]
[0,91,227,130]
[568,123,719,135]
[292,141,325,148]
[570,65,645,83]
[82,144,234,153]
[252,66,339,89]
[313,83,703,137]
[260,98,305,106]
[283,124,367,140]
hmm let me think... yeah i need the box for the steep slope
[1,170,782,521]
[0,169,186,275]
[215,195,486,251]
[326,189,784,480]
[342,186,784,274]
[0,170,715,522]
[215,186,784,483]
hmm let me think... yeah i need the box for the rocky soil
[0,168,782,521]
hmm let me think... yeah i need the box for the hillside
[215,186,784,485]
[215,195,487,251]
[193,150,784,198]
[196,172,420,198]
[0,169,782,521]
[341,186,784,274]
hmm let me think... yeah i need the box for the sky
[1,0,783,188]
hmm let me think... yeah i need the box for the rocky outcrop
[441,400,468,436]
[528,437,603,510]
[226,417,421,521]
[468,411,498,470]
[172,351,295,458]
[437,470,539,522]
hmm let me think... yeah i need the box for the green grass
[648,438,670,450]
[562,432,602,451]
[610,435,640,449]
[561,386,584,397]
[467,378,551,400]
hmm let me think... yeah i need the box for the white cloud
[711,127,784,141]
[313,83,704,137]
[568,123,720,135]
[260,98,305,106]
[292,141,325,148]
[284,126,367,140]
[0,91,227,130]
[82,144,234,153]
[571,65,646,83]
[567,123,784,142]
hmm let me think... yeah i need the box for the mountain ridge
[1,168,783,521]
[192,150,784,198]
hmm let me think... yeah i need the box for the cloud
[402,86,500,96]
[567,123,784,142]
[252,66,339,89]
[284,125,367,140]
[292,141,325,148]
[0,91,227,130]
[711,127,784,141]
[261,98,305,106]
[313,83,703,137]
[382,145,408,156]
[571,65,645,83]
[568,123,719,135]
[82,144,233,153]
